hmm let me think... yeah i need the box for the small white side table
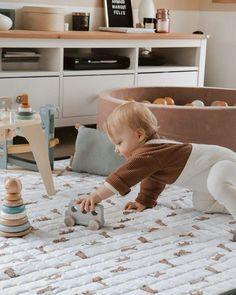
[0,114,55,196]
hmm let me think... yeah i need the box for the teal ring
[1,204,26,214]
[16,112,34,120]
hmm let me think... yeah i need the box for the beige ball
[164,97,175,105]
[184,102,194,107]
[211,100,228,107]
[153,98,167,105]
[125,97,135,102]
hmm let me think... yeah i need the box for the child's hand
[75,193,102,212]
[124,201,146,212]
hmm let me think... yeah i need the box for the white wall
[199,11,236,89]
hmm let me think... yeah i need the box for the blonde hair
[103,102,159,139]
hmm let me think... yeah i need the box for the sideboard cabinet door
[0,77,59,111]
[62,74,134,118]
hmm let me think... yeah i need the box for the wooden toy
[5,177,22,193]
[1,204,25,214]
[0,216,28,226]
[4,200,23,207]
[15,93,34,120]
[0,102,59,171]
[5,193,22,201]
[0,177,32,237]
[64,200,105,230]
[0,227,32,238]
[0,221,31,233]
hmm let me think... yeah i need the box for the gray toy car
[64,200,105,230]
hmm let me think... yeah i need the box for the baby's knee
[192,191,228,214]
[192,191,214,211]
[207,160,236,195]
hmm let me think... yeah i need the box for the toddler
[76,102,236,219]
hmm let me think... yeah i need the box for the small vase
[138,0,156,26]
[0,13,13,31]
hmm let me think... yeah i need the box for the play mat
[0,160,235,295]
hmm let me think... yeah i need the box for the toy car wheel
[64,215,76,227]
[88,219,101,230]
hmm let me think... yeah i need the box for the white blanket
[0,161,235,295]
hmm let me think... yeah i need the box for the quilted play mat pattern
[0,160,236,295]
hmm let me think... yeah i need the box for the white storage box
[22,6,64,31]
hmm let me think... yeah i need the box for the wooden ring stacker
[3,199,23,207]
[0,226,32,237]
[0,211,27,220]
[4,193,22,201]
[0,216,28,226]
[1,204,25,214]
[0,221,31,233]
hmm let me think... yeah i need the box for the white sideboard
[0,31,207,127]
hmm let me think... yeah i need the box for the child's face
[108,127,146,159]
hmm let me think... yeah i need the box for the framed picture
[104,0,133,27]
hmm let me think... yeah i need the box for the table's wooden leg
[20,123,55,196]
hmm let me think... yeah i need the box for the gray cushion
[71,126,125,176]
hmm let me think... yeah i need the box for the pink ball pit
[97,86,236,152]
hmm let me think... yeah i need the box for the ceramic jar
[0,13,13,30]
[156,8,170,33]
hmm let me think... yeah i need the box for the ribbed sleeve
[105,143,192,204]
[105,173,131,196]
[135,177,166,207]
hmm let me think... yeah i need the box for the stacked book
[2,48,40,70]
[2,48,40,62]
